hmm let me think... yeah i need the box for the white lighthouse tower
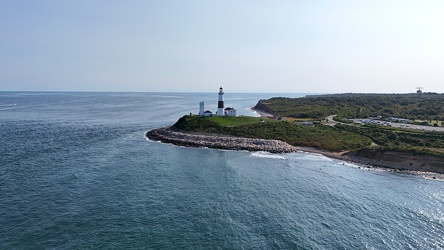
[217,87,224,116]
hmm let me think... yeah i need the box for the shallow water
[1,92,443,249]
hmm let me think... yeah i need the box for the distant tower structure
[416,87,423,94]
[199,101,205,116]
[217,87,224,116]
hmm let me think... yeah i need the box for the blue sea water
[0,91,443,249]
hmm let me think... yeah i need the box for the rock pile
[146,127,297,153]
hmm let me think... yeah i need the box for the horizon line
[1,90,437,95]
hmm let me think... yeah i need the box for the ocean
[1,92,443,249]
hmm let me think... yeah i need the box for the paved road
[323,115,443,132]
[353,119,444,132]
[388,122,444,132]
[325,115,337,126]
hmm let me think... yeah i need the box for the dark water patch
[0,121,140,165]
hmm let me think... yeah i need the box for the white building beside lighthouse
[217,87,224,116]
[224,107,236,116]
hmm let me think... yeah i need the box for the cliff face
[252,102,274,116]
[345,149,444,174]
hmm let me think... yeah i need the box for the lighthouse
[217,87,224,116]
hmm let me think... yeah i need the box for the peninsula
[146,90,444,175]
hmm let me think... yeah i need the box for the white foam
[248,108,261,117]
[0,103,18,110]
[251,151,285,159]
[294,151,334,161]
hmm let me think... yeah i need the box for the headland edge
[146,126,444,177]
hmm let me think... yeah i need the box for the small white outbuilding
[224,107,236,117]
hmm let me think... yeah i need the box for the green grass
[172,115,372,151]
[203,115,265,126]
[335,123,444,156]
[183,115,267,127]
[254,93,444,121]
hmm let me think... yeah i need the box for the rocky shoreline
[146,126,298,153]
[146,127,444,177]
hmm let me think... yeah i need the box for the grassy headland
[254,93,444,122]
[172,115,371,151]
[148,93,444,174]
[253,93,444,157]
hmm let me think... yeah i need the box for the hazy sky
[1,0,443,93]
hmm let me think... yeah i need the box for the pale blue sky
[1,0,443,93]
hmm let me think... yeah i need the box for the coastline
[146,126,297,153]
[146,126,444,177]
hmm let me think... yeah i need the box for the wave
[248,108,261,117]
[0,103,18,110]
[293,151,334,161]
[251,151,285,159]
